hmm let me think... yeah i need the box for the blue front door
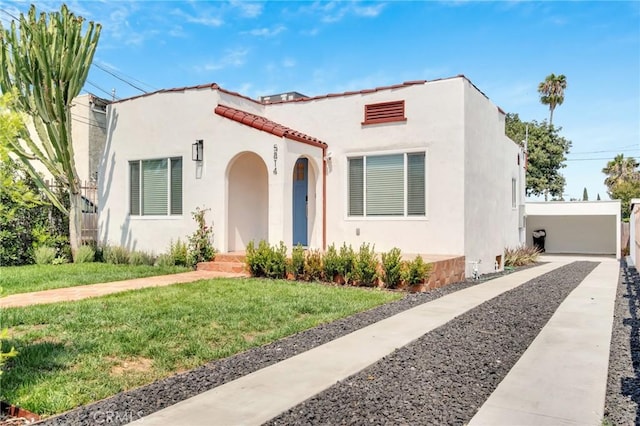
[292,158,308,246]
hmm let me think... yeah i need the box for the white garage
[525,201,621,259]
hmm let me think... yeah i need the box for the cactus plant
[0,4,101,260]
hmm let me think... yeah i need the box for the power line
[0,7,19,21]
[70,113,107,130]
[93,61,158,92]
[92,62,150,94]
[86,80,120,100]
[566,156,639,162]
[568,147,639,155]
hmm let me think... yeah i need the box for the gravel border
[604,259,640,426]
[38,263,538,425]
[267,261,598,425]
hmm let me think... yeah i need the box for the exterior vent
[362,100,407,125]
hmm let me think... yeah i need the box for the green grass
[0,263,191,296]
[0,278,401,416]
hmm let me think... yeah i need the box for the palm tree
[538,73,567,126]
[602,154,640,192]
[0,4,101,260]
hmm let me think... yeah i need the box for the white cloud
[282,58,296,68]
[298,1,386,24]
[353,3,385,17]
[230,0,263,18]
[171,7,223,27]
[196,48,249,72]
[246,25,286,37]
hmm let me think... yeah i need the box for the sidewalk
[0,270,245,308]
[129,261,583,426]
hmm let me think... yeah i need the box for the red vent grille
[363,100,406,125]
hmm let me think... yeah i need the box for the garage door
[526,215,617,255]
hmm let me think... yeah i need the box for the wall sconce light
[273,144,278,174]
[192,139,203,162]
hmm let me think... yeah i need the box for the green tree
[610,180,640,220]
[505,113,571,200]
[602,154,640,190]
[602,154,640,219]
[0,93,50,265]
[582,187,588,201]
[0,5,101,260]
[538,73,567,126]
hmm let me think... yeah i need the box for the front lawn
[0,263,191,296]
[0,278,401,416]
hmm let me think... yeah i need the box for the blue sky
[1,0,638,201]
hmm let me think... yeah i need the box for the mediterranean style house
[98,75,526,275]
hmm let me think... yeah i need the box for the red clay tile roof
[214,104,327,148]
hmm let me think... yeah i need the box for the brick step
[213,253,247,263]
[197,260,249,275]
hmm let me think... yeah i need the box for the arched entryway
[227,152,268,251]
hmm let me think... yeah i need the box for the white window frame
[345,148,428,221]
[129,156,183,218]
[512,177,517,209]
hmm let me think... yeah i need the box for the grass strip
[0,263,191,296]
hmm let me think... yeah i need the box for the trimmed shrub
[245,240,287,279]
[402,255,432,286]
[288,244,305,279]
[353,243,378,287]
[322,244,340,282]
[169,239,189,267]
[380,247,403,289]
[34,246,56,265]
[104,245,130,265]
[74,245,95,263]
[504,245,541,267]
[337,243,356,284]
[266,242,287,279]
[304,249,323,281]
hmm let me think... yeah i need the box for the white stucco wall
[631,199,640,267]
[71,94,91,184]
[265,78,467,255]
[525,201,621,258]
[462,81,524,274]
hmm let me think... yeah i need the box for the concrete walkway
[0,270,245,308]
[128,259,605,426]
[469,257,619,425]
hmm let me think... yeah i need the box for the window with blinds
[348,152,425,217]
[129,157,182,216]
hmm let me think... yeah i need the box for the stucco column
[268,139,286,246]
